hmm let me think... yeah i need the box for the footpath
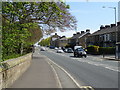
[10,48,79,88]
[10,51,58,88]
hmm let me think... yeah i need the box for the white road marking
[47,58,81,88]
[75,59,119,72]
[39,51,95,89]
[48,50,119,72]
[46,60,62,88]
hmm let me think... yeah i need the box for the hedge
[99,47,115,54]
[87,45,115,55]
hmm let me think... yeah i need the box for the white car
[54,47,58,50]
[40,47,46,51]
[57,49,64,53]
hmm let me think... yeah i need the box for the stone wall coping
[0,53,32,72]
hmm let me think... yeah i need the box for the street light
[102,6,118,59]
[102,6,117,43]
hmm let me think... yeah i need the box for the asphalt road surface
[39,49,119,89]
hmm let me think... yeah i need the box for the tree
[2,1,77,60]
[2,2,77,34]
[39,37,51,46]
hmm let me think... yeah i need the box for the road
[39,48,119,89]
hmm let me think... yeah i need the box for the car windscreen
[76,49,84,51]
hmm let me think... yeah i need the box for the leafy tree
[39,37,51,46]
[2,2,77,34]
[2,1,77,61]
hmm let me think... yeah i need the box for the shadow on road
[70,56,83,58]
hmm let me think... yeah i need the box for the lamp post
[103,6,118,59]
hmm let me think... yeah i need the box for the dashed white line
[48,50,119,72]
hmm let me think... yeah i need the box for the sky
[118,1,120,21]
[44,1,119,38]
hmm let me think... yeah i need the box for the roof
[91,26,117,36]
[59,38,67,40]
[71,34,82,39]
[70,31,90,39]
[78,31,90,38]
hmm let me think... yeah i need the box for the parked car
[54,47,59,50]
[57,49,64,53]
[40,47,46,51]
[74,48,87,57]
[74,46,83,50]
[49,46,55,49]
[64,48,68,52]
[65,48,73,53]
[61,47,65,51]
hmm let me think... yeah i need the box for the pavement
[10,51,58,88]
[88,54,119,61]
[101,55,119,61]
[10,48,78,88]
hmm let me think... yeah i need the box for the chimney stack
[117,22,120,26]
[55,33,57,35]
[86,29,90,32]
[105,25,110,28]
[73,34,76,36]
[77,32,80,34]
[111,24,116,28]
[81,31,84,34]
[100,25,105,30]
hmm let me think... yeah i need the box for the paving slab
[10,52,58,88]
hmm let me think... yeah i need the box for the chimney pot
[117,22,120,26]
[55,33,57,35]
[73,34,76,36]
[105,25,110,28]
[81,31,84,34]
[111,24,116,27]
[86,29,90,32]
[77,32,80,34]
[100,25,105,30]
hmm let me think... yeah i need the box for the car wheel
[84,55,87,58]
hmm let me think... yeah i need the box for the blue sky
[66,2,118,33]
[43,1,119,39]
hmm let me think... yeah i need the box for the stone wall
[0,53,32,89]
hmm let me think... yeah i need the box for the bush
[87,45,115,55]
[87,45,99,55]
[99,47,115,55]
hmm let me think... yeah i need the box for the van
[74,46,83,50]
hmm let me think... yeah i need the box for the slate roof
[70,31,90,39]
[59,37,67,40]
[70,34,81,39]
[78,31,90,38]
[90,26,117,36]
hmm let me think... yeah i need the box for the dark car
[49,46,55,49]
[74,48,87,58]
